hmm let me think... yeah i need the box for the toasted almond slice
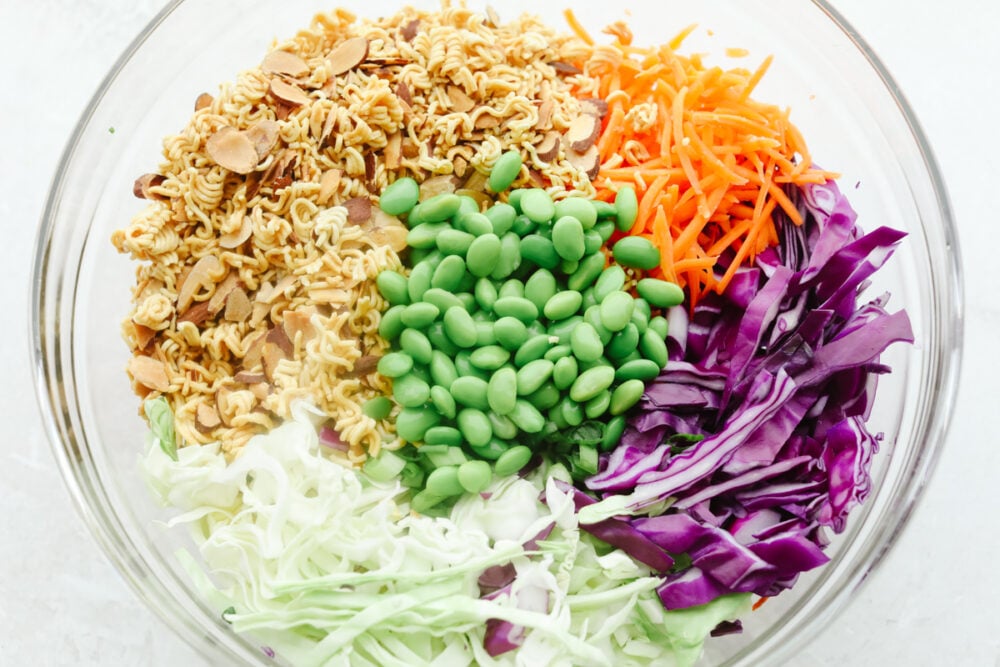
[269,78,311,107]
[219,210,252,249]
[128,355,170,392]
[342,197,372,223]
[248,382,270,401]
[234,371,266,384]
[474,112,500,130]
[365,209,408,252]
[308,287,352,304]
[318,168,342,205]
[215,385,235,426]
[395,81,412,107]
[567,144,601,180]
[350,355,379,377]
[419,175,459,201]
[384,131,402,171]
[194,92,214,111]
[461,168,489,193]
[453,155,468,179]
[283,308,317,345]
[579,97,609,119]
[446,85,476,113]
[208,272,240,314]
[401,138,420,158]
[242,331,267,369]
[401,19,420,42]
[206,126,258,174]
[565,113,602,153]
[261,50,310,77]
[485,5,500,27]
[455,188,491,209]
[177,255,224,311]
[132,173,166,200]
[244,120,280,161]
[131,322,157,350]
[195,403,222,433]
[549,61,582,75]
[536,99,554,129]
[260,342,285,381]
[178,300,213,326]
[224,287,252,322]
[327,37,369,76]
[535,131,561,162]
[364,152,376,189]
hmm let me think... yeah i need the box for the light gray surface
[2,1,994,665]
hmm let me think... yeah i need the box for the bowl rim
[30,0,964,664]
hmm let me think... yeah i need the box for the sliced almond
[133,173,165,200]
[208,272,240,314]
[384,131,402,171]
[485,6,501,27]
[269,77,311,108]
[308,287,352,304]
[248,382,271,401]
[526,167,546,189]
[395,81,412,107]
[474,112,500,130]
[455,188,491,210]
[178,300,213,326]
[283,308,317,345]
[364,152,376,190]
[194,92,214,111]
[234,371,266,384]
[419,175,459,201]
[206,126,258,174]
[244,120,280,161]
[401,19,420,42]
[535,131,561,162]
[177,255,224,311]
[536,99,554,129]
[401,138,420,158]
[446,85,476,113]
[215,385,234,426]
[461,168,489,193]
[128,356,170,392]
[365,209,408,252]
[266,325,294,357]
[218,210,253,249]
[243,331,267,369]
[261,50,310,77]
[245,171,263,200]
[579,97,609,119]
[549,61,582,75]
[567,144,601,181]
[224,287,252,322]
[131,322,157,350]
[195,403,222,433]
[327,37,369,76]
[320,106,338,146]
[268,274,297,304]
[565,113,602,153]
[453,155,468,179]
[342,197,372,223]
[317,168,342,205]
[260,342,285,381]
[350,355,379,377]
[261,150,297,191]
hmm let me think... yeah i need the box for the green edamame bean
[380,177,420,215]
[466,233,502,277]
[443,306,478,348]
[410,490,445,512]
[639,329,669,368]
[362,396,393,420]
[567,252,606,292]
[399,329,433,364]
[525,381,561,410]
[524,269,557,311]
[493,316,530,350]
[376,271,409,306]
[379,304,406,340]
[514,334,553,366]
[547,316,583,345]
[494,445,533,477]
[594,266,626,302]
[430,255,467,292]
[560,398,584,426]
[600,291,635,332]
[543,291,583,321]
[584,390,611,419]
[508,188,525,211]
[424,425,462,447]
[470,345,511,370]
[492,297,538,323]
[487,411,518,440]
[455,350,488,380]
[407,222,451,250]
[420,193,462,223]
[554,197,598,230]
[615,358,661,381]
[458,460,493,493]
[552,355,578,390]
[474,278,498,311]
[396,407,440,442]
[470,437,510,461]
[614,185,638,232]
[508,400,545,433]
[422,288,466,314]
[520,234,560,269]
[377,351,413,378]
[393,373,431,408]
[634,298,651,321]
[631,308,649,334]
[457,211,494,237]
[581,287,597,310]
[551,216,585,262]
[584,305,613,345]
[607,323,640,359]
[559,258,579,275]
[401,302,440,328]
[569,365,615,402]
[450,376,490,410]
[427,321,460,356]
[407,262,433,302]
[636,278,685,308]
[491,232,521,280]
[430,385,457,418]
[475,321,497,346]
[488,150,523,193]
[487,366,518,415]
[458,195,480,216]
[511,214,537,236]
[519,189,555,223]
[457,408,492,447]
[594,219,616,242]
[436,228,476,255]
[485,202,517,236]
[410,363,432,385]
[406,202,428,228]
[516,359,554,395]
[498,279,525,300]
[570,322,604,363]
[543,344,572,362]
[610,379,645,415]
[648,315,669,339]
[600,415,627,451]
[426,466,464,496]
[593,200,617,219]
[457,292,477,311]
[583,230,603,256]
[458,271,476,293]
[612,236,661,270]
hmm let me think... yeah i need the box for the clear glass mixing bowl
[32,0,962,664]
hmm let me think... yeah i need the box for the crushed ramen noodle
[113,4,598,460]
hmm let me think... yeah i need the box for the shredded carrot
[571,28,832,301]
[752,596,770,611]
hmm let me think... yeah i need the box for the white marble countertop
[2,1,996,665]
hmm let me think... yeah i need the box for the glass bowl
[32,0,962,664]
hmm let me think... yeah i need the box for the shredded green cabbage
[142,402,748,666]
